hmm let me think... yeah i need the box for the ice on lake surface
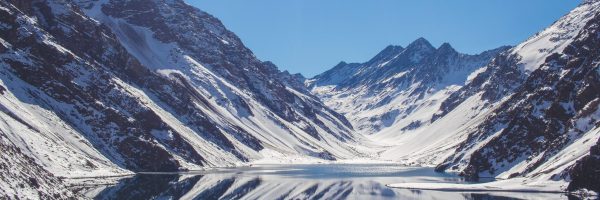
[77,164,572,200]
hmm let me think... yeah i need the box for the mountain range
[311,0,600,195]
[0,0,599,198]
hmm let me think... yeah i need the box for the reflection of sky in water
[78,164,571,200]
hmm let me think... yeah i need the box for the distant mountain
[0,0,368,197]
[308,38,509,135]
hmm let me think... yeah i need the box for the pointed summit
[333,61,349,69]
[406,37,435,52]
[381,45,405,54]
[437,42,457,54]
[368,45,404,63]
[438,42,455,51]
[413,37,430,43]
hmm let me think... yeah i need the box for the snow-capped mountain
[2,0,600,197]
[433,0,600,190]
[308,38,509,136]
[310,0,600,193]
[0,0,371,197]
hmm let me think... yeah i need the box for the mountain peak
[368,45,404,63]
[334,61,348,68]
[406,37,435,52]
[413,37,429,43]
[438,42,455,51]
[382,45,404,53]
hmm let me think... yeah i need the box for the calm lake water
[77,164,573,200]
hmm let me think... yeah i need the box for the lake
[76,164,573,200]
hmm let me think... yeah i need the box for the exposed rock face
[0,132,77,199]
[0,0,366,194]
[74,0,362,161]
[310,0,600,194]
[428,0,600,193]
[1,0,204,172]
[568,137,600,193]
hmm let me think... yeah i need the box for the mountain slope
[74,0,368,164]
[373,0,600,193]
[0,0,370,187]
[433,0,600,191]
[310,0,600,194]
[0,127,77,199]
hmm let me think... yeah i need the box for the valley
[0,0,599,199]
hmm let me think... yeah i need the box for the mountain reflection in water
[78,164,571,200]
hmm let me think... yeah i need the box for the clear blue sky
[186,0,581,77]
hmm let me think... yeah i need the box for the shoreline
[385,184,567,194]
[386,180,599,198]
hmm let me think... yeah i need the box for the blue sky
[187,0,581,77]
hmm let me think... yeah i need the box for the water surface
[78,164,573,200]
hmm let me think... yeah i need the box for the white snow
[72,0,375,170]
[511,0,600,74]
[389,178,567,193]
[2,0,599,197]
